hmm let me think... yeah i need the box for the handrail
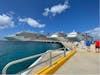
[17,51,64,74]
[2,48,66,75]
[2,53,44,75]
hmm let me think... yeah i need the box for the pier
[32,40,60,43]
[31,40,100,75]
[31,39,73,48]
[2,40,100,75]
[55,51,100,74]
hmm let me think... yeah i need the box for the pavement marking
[34,50,77,75]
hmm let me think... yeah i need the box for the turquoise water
[0,41,63,74]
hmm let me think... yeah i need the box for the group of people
[81,40,100,53]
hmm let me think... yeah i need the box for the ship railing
[2,47,68,75]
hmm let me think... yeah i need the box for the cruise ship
[67,31,84,41]
[67,31,93,42]
[49,32,68,41]
[5,31,48,41]
[50,32,67,38]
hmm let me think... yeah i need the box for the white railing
[2,48,67,75]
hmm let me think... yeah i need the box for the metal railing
[2,48,67,75]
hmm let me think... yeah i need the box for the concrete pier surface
[54,44,100,75]
[22,41,100,75]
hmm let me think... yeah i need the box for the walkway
[20,40,100,75]
[54,49,100,75]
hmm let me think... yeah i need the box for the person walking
[81,40,85,49]
[95,40,100,53]
[86,40,91,52]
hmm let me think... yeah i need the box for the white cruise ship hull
[67,32,84,41]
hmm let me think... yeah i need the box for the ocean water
[0,41,63,74]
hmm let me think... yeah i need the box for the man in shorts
[95,40,100,53]
[86,41,91,52]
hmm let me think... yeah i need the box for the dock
[32,40,60,43]
[32,40,100,75]
[23,40,100,75]
[31,40,73,48]
[54,51,100,75]
[54,44,100,75]
[2,40,100,75]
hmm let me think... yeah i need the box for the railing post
[49,51,52,67]
[64,48,66,57]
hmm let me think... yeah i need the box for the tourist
[95,40,100,53]
[86,40,91,52]
[81,40,85,49]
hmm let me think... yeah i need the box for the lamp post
[85,33,88,42]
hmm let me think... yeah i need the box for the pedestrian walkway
[54,50,100,75]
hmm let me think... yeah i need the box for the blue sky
[0,0,99,40]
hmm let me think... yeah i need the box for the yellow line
[34,50,77,75]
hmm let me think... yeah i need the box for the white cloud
[86,27,100,40]
[43,1,70,16]
[0,14,14,29]
[19,18,45,28]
